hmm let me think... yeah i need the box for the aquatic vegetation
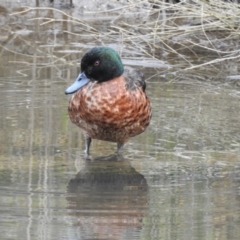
[3,0,240,80]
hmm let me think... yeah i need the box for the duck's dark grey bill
[65,72,90,94]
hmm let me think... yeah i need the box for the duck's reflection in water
[67,154,148,239]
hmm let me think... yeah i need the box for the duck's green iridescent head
[65,47,124,94]
[81,47,124,82]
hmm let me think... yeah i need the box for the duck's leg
[84,136,92,157]
[116,142,124,153]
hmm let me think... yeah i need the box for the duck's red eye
[94,60,100,66]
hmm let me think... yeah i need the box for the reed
[10,0,240,76]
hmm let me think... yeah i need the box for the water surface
[1,1,240,240]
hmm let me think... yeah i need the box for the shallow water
[1,1,240,240]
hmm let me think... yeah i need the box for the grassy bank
[8,0,240,80]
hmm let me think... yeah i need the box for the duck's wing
[123,66,146,92]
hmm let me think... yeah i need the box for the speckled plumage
[66,47,151,155]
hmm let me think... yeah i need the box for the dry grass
[8,0,240,78]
